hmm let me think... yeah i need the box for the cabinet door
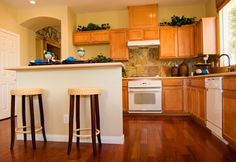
[91,30,110,43]
[198,88,206,123]
[128,29,144,40]
[187,87,193,114]
[128,4,157,28]
[195,20,203,55]
[122,86,128,113]
[162,86,183,112]
[110,29,128,60]
[178,25,195,58]
[73,32,91,45]
[144,27,159,40]
[191,88,199,116]
[222,91,236,148]
[159,26,178,58]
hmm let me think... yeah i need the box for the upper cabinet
[73,30,110,45]
[159,26,178,58]
[195,17,216,55]
[110,29,128,61]
[128,27,159,40]
[160,25,195,59]
[128,4,158,28]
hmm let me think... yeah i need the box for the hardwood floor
[0,116,236,162]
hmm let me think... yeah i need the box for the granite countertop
[123,71,236,80]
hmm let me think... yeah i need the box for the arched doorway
[20,17,61,60]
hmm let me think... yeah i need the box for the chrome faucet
[217,54,234,72]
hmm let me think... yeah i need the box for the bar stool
[67,88,102,155]
[10,88,47,150]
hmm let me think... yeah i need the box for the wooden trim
[216,0,230,12]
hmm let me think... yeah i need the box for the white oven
[128,80,162,113]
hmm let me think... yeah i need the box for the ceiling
[1,0,207,13]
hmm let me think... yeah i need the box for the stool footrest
[73,128,100,138]
[15,126,43,134]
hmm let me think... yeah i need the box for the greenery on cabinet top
[160,15,196,26]
[77,23,111,31]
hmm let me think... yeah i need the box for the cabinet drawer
[223,77,236,91]
[190,78,205,88]
[162,79,183,86]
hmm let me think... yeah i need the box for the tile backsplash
[122,47,216,77]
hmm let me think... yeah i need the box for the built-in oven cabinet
[162,79,184,112]
[122,80,128,113]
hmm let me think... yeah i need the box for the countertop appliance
[205,77,227,143]
[128,80,162,113]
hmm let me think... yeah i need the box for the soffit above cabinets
[2,0,207,13]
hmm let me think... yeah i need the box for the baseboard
[16,134,124,144]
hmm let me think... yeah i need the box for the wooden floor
[0,116,236,162]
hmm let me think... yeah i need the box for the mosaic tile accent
[122,48,218,77]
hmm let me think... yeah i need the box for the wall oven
[128,80,162,113]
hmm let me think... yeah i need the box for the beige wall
[206,0,217,16]
[159,4,206,22]
[0,3,35,66]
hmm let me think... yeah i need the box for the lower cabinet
[222,89,236,148]
[188,87,206,125]
[162,79,184,112]
[122,80,128,113]
[162,86,183,112]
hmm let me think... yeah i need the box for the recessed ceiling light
[29,0,36,5]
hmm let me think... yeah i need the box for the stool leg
[10,95,15,150]
[75,95,80,147]
[38,94,47,142]
[90,95,97,155]
[22,95,27,142]
[29,95,36,149]
[67,95,74,155]
[95,95,101,146]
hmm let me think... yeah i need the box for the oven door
[128,87,162,112]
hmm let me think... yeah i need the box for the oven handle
[128,88,162,92]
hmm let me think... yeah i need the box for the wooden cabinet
[122,80,128,113]
[128,4,158,28]
[222,77,236,148]
[110,29,128,61]
[159,26,178,58]
[188,78,206,125]
[160,25,195,59]
[178,25,195,57]
[128,27,159,40]
[195,17,216,55]
[73,32,91,45]
[162,79,184,112]
[73,30,110,45]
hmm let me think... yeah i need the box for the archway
[20,17,61,60]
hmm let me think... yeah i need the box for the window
[220,0,236,66]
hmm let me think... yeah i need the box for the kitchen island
[6,63,124,144]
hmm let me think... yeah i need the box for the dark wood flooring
[0,116,236,162]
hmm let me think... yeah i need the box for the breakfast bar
[6,63,124,144]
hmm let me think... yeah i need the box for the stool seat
[11,88,43,96]
[68,88,102,95]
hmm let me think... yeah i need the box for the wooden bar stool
[67,88,102,155]
[10,88,47,150]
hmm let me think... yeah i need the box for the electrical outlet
[64,114,69,124]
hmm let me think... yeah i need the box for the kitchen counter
[6,63,124,144]
[123,71,236,80]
